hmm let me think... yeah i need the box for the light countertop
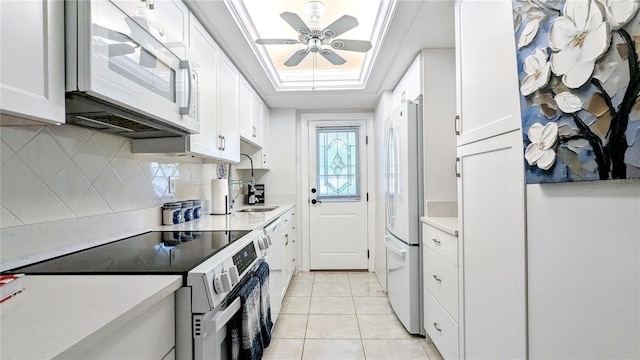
[421,216,459,236]
[0,204,296,359]
[0,275,182,360]
[152,203,295,232]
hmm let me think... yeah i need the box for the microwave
[65,0,199,138]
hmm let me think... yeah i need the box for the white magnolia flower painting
[513,0,640,183]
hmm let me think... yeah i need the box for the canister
[162,203,182,225]
[191,199,203,220]
[182,201,194,222]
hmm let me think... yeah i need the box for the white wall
[0,124,216,269]
[422,48,457,204]
[527,181,640,359]
[374,91,393,287]
[258,108,297,204]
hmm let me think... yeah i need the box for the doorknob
[311,188,317,193]
[311,199,321,204]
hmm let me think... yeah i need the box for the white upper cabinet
[181,11,219,158]
[392,54,422,109]
[111,0,190,59]
[218,55,240,163]
[260,103,270,168]
[239,77,253,141]
[405,56,422,104]
[132,11,239,163]
[239,78,264,148]
[455,0,521,145]
[250,92,264,147]
[0,0,65,124]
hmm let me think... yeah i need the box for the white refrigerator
[384,100,423,335]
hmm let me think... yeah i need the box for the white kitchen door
[308,120,369,270]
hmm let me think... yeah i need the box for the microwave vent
[65,93,189,138]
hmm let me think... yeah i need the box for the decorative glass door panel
[316,126,360,201]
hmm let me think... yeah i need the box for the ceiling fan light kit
[255,0,373,67]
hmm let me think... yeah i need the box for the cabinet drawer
[423,223,458,265]
[423,247,458,321]
[279,208,295,225]
[424,288,459,360]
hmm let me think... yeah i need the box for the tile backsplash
[1,124,216,229]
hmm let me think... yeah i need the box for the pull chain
[312,53,316,90]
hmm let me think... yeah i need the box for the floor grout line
[268,271,435,360]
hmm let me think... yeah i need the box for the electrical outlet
[168,176,176,194]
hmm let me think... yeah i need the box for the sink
[237,206,278,213]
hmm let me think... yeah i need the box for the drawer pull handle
[433,275,442,283]
[433,323,442,332]
[432,238,441,245]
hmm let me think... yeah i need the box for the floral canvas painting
[512,0,640,183]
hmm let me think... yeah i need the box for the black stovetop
[8,230,251,275]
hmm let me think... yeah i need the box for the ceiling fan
[254,1,373,67]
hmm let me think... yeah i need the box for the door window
[316,126,360,201]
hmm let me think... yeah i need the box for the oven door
[193,297,241,360]
[70,0,199,133]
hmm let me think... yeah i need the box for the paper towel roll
[211,179,229,215]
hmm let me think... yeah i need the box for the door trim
[298,112,375,272]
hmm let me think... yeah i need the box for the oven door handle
[207,297,242,334]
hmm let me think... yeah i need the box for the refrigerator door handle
[384,236,407,256]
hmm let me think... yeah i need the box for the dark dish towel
[230,276,263,360]
[255,261,273,347]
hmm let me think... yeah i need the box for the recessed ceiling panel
[224,0,396,91]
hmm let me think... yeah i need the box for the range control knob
[260,237,271,250]
[227,265,240,285]
[265,235,273,246]
[214,272,232,293]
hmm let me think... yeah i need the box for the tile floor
[263,271,444,360]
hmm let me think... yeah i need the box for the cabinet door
[250,93,263,147]
[405,55,422,103]
[150,0,189,59]
[392,77,406,109]
[455,0,521,145]
[187,14,220,158]
[260,104,270,169]
[0,0,64,124]
[457,130,526,359]
[110,0,189,59]
[218,55,240,163]
[239,77,253,141]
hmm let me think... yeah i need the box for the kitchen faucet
[228,154,256,209]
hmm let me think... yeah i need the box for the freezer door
[385,232,421,334]
[385,102,421,244]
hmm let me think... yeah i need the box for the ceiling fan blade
[322,15,358,38]
[280,12,311,35]
[255,38,300,45]
[330,39,372,52]
[319,49,346,65]
[284,49,310,66]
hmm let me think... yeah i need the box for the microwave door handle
[180,60,192,115]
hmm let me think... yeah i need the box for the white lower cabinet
[267,207,296,323]
[423,246,458,322]
[425,288,459,360]
[82,293,175,359]
[423,221,459,359]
